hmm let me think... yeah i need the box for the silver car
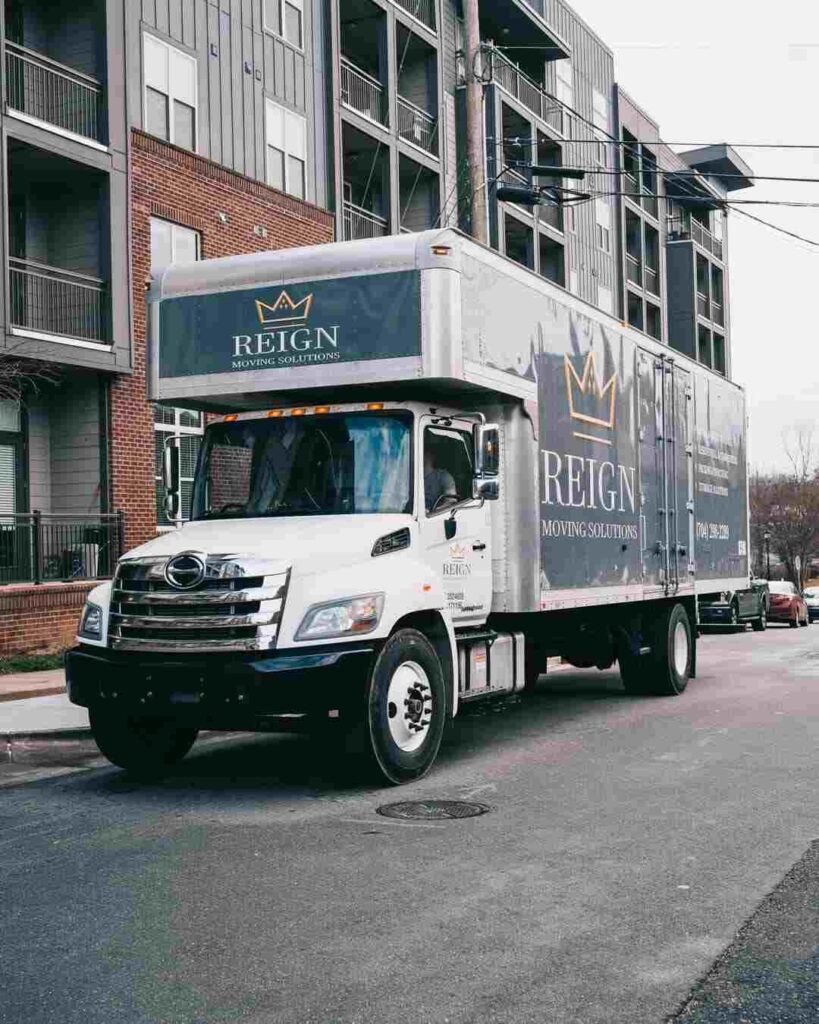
[805,587,819,623]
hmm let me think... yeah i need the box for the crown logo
[449,542,468,561]
[255,290,313,328]
[564,352,617,445]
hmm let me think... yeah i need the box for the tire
[728,603,739,630]
[790,613,798,628]
[90,710,198,779]
[364,629,446,785]
[800,613,808,627]
[751,609,767,632]
[620,604,692,697]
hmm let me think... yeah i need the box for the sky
[567,0,819,474]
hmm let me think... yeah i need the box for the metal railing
[392,0,436,31]
[343,200,388,240]
[0,512,123,585]
[644,265,660,296]
[340,58,387,126]
[626,253,643,286]
[691,219,723,260]
[9,257,109,343]
[488,50,564,134]
[397,95,438,155]
[5,41,104,143]
[696,291,709,318]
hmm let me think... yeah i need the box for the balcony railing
[488,50,564,134]
[9,257,109,344]
[340,58,387,127]
[0,512,123,585]
[343,200,388,240]
[696,291,709,318]
[669,216,724,262]
[397,96,438,155]
[5,42,104,143]
[644,264,660,296]
[392,0,436,31]
[626,254,643,287]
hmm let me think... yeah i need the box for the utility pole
[463,0,487,244]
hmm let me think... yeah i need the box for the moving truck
[66,230,750,783]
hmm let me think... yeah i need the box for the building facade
[0,0,750,653]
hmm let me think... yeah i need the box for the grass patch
[0,652,65,675]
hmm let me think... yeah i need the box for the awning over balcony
[479,0,570,78]
[679,144,754,192]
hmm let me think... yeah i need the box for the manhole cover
[377,800,490,821]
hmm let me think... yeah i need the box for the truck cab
[67,400,511,783]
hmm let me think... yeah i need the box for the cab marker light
[431,245,451,256]
[367,402,384,411]
[292,408,306,416]
[315,405,330,414]
[224,413,238,422]
[267,409,284,418]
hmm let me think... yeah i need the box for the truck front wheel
[365,628,446,785]
[90,710,198,779]
[619,603,692,697]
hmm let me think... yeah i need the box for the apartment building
[0,0,750,654]
[1,0,332,653]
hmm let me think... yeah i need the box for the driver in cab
[424,448,458,513]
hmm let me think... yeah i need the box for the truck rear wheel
[619,604,692,697]
[365,628,446,785]
[90,710,198,779]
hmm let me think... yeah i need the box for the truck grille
[108,555,289,653]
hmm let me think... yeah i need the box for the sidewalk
[0,670,90,739]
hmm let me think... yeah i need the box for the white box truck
[66,230,750,783]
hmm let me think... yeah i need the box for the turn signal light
[431,245,451,256]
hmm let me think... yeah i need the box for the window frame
[142,33,198,151]
[422,424,476,518]
[262,0,305,52]
[265,98,308,199]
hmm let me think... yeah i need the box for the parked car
[699,587,766,631]
[804,586,819,623]
[751,578,771,616]
[766,580,809,627]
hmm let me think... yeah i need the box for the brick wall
[110,130,334,551]
[0,583,96,655]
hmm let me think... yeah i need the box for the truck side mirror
[473,423,500,501]
[163,440,181,520]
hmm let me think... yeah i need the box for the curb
[0,686,66,703]
[1,728,93,744]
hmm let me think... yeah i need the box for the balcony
[0,512,123,585]
[489,50,565,135]
[668,216,724,261]
[343,200,388,240]
[9,258,108,344]
[340,58,388,127]
[5,41,104,144]
[392,0,436,31]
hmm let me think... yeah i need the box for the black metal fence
[0,512,123,586]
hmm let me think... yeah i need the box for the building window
[265,99,307,199]
[595,198,611,254]
[150,218,203,526]
[143,34,197,150]
[263,0,304,49]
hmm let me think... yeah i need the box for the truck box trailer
[66,230,749,782]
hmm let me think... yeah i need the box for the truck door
[419,417,493,626]
[637,352,694,593]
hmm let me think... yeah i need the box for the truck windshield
[191,411,413,519]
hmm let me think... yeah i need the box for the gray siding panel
[27,399,51,514]
[49,379,101,515]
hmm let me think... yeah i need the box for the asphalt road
[3,623,819,1024]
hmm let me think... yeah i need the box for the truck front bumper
[65,643,378,727]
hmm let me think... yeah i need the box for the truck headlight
[295,594,384,641]
[79,602,103,640]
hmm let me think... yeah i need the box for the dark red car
[766,580,809,627]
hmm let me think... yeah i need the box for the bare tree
[0,351,58,404]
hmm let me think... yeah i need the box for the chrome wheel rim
[673,621,689,677]
[386,661,432,753]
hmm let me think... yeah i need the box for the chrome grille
[109,555,289,653]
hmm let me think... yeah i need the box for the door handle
[472,542,487,552]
